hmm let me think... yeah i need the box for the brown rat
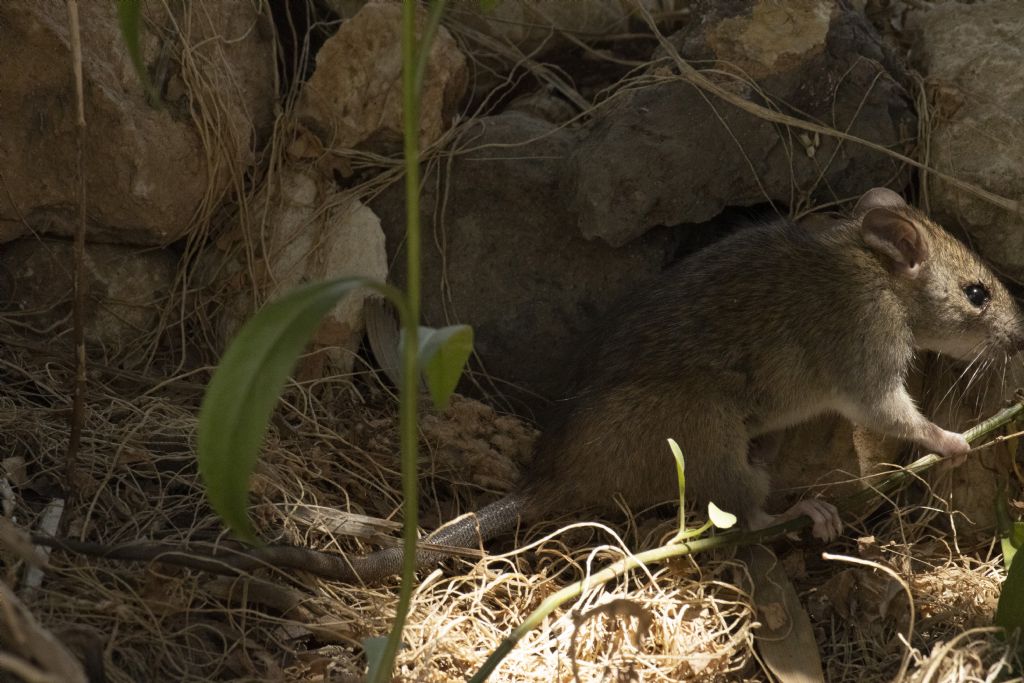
[341,187,1024,581]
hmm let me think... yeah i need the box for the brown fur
[522,190,1024,530]
[352,188,1024,581]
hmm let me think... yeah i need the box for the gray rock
[199,167,388,376]
[907,0,1024,279]
[572,0,916,246]
[371,113,673,406]
[369,0,917,404]
[0,1,275,246]
[444,0,679,57]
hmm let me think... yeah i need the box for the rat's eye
[963,283,991,308]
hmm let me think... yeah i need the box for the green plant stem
[370,1,449,679]
[413,0,447,98]
[468,398,1024,682]
[370,1,424,680]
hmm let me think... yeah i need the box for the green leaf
[995,485,1024,570]
[115,0,160,105]
[708,502,737,530]
[414,325,473,410]
[478,0,500,11]
[667,438,686,528]
[996,541,1024,633]
[363,636,390,681]
[1002,522,1024,570]
[198,278,373,542]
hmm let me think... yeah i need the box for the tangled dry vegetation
[2,333,1021,682]
[2,2,1024,682]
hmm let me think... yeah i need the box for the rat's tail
[339,492,528,582]
[32,494,528,583]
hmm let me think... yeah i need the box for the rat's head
[855,187,1024,362]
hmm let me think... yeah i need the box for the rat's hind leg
[680,423,776,532]
[656,401,844,541]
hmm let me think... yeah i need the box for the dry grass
[0,332,1021,681]
[2,2,1023,682]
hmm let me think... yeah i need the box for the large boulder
[445,1,670,56]
[0,1,275,246]
[907,1,1024,279]
[200,166,388,376]
[325,1,677,58]
[572,0,916,246]
[369,1,916,405]
[296,1,467,153]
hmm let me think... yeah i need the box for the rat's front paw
[925,425,970,461]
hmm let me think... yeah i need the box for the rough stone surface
[420,395,537,496]
[371,112,674,406]
[572,0,916,246]
[907,1,1024,279]
[704,0,831,79]
[0,239,177,355]
[296,1,467,152]
[205,166,387,375]
[446,1,665,56]
[0,1,275,246]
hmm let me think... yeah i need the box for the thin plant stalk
[371,1,445,680]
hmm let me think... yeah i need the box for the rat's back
[524,216,903,514]
[577,218,893,402]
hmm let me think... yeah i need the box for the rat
[48,188,1020,582]
[331,187,1024,582]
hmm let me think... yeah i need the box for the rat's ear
[854,187,907,217]
[861,208,929,278]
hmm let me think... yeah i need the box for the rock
[322,0,679,56]
[906,1,1024,279]
[0,1,275,246]
[0,239,177,358]
[296,1,467,152]
[572,0,916,246]
[505,90,579,125]
[371,112,673,406]
[702,0,833,79]
[204,166,387,376]
[445,1,675,57]
[914,354,1023,538]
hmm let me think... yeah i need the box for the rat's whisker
[935,348,985,412]
[963,353,991,399]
